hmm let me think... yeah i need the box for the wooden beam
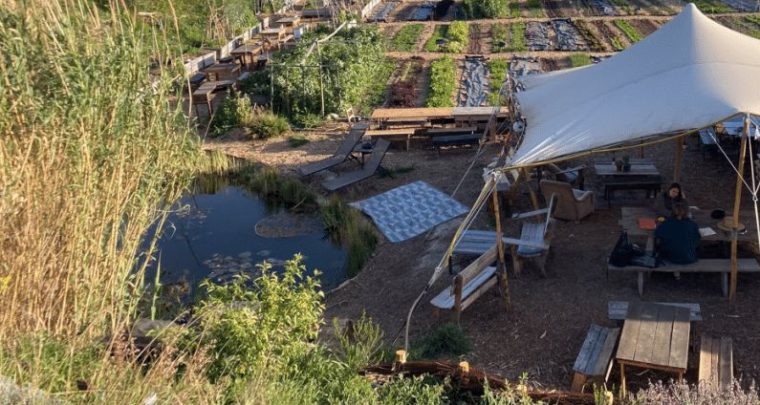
[521,168,540,210]
[673,136,684,182]
[492,189,510,309]
[729,115,750,301]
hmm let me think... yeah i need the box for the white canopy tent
[511,3,760,166]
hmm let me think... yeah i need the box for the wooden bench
[366,128,417,151]
[425,126,478,135]
[430,128,482,153]
[571,324,620,392]
[608,301,702,321]
[608,258,760,296]
[430,245,507,322]
[699,334,733,388]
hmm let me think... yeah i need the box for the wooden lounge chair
[297,123,368,176]
[321,139,390,191]
[539,179,595,223]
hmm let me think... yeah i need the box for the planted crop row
[614,20,642,43]
[568,53,592,67]
[426,56,457,107]
[510,23,527,52]
[423,22,469,53]
[492,24,509,52]
[525,0,546,17]
[574,20,605,52]
[690,0,734,13]
[462,0,509,18]
[391,24,425,52]
[487,59,509,105]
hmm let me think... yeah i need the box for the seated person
[654,182,689,218]
[654,202,700,265]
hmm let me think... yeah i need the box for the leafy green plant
[377,375,448,404]
[249,111,290,139]
[446,21,469,53]
[462,0,509,18]
[426,57,457,107]
[614,20,642,43]
[287,134,310,148]
[569,53,592,67]
[509,23,527,52]
[211,94,254,136]
[424,25,448,52]
[492,24,509,53]
[292,112,324,129]
[411,323,472,359]
[488,59,509,105]
[392,24,425,52]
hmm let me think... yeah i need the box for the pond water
[142,176,347,291]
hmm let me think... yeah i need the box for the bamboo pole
[729,114,750,301]
[491,188,511,309]
[673,136,684,182]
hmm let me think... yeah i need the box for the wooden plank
[608,301,702,321]
[631,303,660,364]
[699,335,715,383]
[592,327,620,377]
[460,277,498,311]
[650,305,676,367]
[459,247,497,285]
[710,338,720,384]
[607,258,760,273]
[719,337,733,387]
[616,302,643,361]
[573,325,602,373]
[668,306,691,370]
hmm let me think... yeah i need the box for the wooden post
[492,188,511,309]
[316,42,325,117]
[619,363,626,398]
[729,115,750,301]
[673,136,684,182]
[453,275,463,324]
[521,167,540,210]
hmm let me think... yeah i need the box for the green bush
[250,112,290,139]
[292,112,324,129]
[377,375,448,404]
[411,323,472,359]
[426,57,457,107]
[211,94,253,136]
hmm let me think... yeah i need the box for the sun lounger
[297,123,368,176]
[321,139,390,191]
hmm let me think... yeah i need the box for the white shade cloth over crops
[512,4,760,166]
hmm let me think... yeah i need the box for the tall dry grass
[0,0,226,401]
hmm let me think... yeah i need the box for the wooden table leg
[620,363,626,397]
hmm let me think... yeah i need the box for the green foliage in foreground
[249,111,290,139]
[411,323,473,360]
[462,0,509,18]
[392,24,425,52]
[426,56,457,107]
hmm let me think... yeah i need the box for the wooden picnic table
[594,159,662,206]
[192,80,234,115]
[230,44,262,68]
[620,206,757,244]
[203,63,240,82]
[275,16,300,32]
[616,302,691,395]
[366,128,417,151]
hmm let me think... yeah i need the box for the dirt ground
[204,127,760,391]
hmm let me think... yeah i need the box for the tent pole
[521,168,540,210]
[491,189,511,310]
[729,114,750,301]
[673,136,684,182]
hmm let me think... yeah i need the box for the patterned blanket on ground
[350,181,469,243]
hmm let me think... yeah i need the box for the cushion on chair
[572,189,591,200]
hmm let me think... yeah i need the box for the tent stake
[729,114,750,301]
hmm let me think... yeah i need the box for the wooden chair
[539,180,594,223]
[506,194,557,277]
[430,245,508,322]
[542,163,586,189]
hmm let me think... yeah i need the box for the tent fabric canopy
[511,3,760,166]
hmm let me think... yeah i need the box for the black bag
[609,231,636,267]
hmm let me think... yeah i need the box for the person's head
[672,201,689,219]
[667,183,683,199]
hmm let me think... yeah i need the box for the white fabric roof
[512,4,760,166]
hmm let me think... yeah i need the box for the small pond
[142,175,347,291]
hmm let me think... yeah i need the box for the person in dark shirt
[654,182,689,218]
[654,201,700,265]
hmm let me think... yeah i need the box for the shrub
[211,94,254,136]
[426,57,457,107]
[377,375,448,404]
[249,112,290,139]
[411,323,472,359]
[292,112,324,129]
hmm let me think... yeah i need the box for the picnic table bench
[192,80,234,115]
[366,128,417,151]
[699,334,734,388]
[608,258,760,296]
[427,126,481,153]
[608,301,702,321]
[571,324,620,392]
